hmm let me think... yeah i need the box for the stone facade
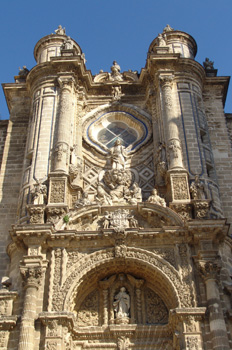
[0,25,232,349]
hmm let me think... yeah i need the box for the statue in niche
[110,139,127,170]
[61,36,73,50]
[55,25,66,35]
[109,61,124,81]
[147,189,166,207]
[190,175,206,200]
[31,179,47,205]
[203,57,214,70]
[157,33,167,47]
[129,182,142,204]
[113,287,130,320]
[75,191,91,208]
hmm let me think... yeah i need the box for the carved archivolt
[51,247,188,313]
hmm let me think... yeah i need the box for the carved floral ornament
[52,247,192,314]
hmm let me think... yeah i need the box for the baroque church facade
[0,24,232,349]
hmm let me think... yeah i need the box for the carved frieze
[170,174,190,201]
[49,179,66,204]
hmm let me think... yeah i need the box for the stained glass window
[97,121,137,148]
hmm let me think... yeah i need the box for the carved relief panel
[74,274,169,328]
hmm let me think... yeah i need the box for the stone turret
[148,25,197,59]
[34,26,82,64]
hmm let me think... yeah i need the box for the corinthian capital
[196,259,221,281]
[159,74,174,88]
[57,76,75,92]
[20,266,44,289]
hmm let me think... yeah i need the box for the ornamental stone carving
[55,25,66,35]
[75,191,91,208]
[197,260,221,281]
[27,205,45,224]
[31,179,47,205]
[113,287,130,324]
[163,24,174,32]
[0,332,8,348]
[186,336,199,350]
[171,175,190,201]
[193,200,210,219]
[147,189,166,207]
[61,36,73,50]
[109,61,124,82]
[55,142,68,163]
[168,139,181,159]
[46,207,67,225]
[190,176,206,200]
[69,163,83,186]
[170,203,192,221]
[158,33,167,47]
[155,142,167,186]
[117,336,130,350]
[46,341,58,350]
[109,139,127,170]
[146,288,168,324]
[50,180,65,203]
[20,267,43,288]
[102,209,138,230]
[47,320,58,337]
[76,290,99,327]
[112,86,123,101]
[97,168,133,204]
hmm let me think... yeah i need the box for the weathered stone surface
[0,25,231,350]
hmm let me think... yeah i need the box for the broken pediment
[53,203,184,232]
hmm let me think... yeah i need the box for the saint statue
[147,189,166,207]
[190,175,206,200]
[110,139,126,170]
[110,61,123,81]
[61,36,73,50]
[55,25,66,35]
[113,287,130,319]
[129,182,142,204]
[31,180,47,205]
[157,33,167,47]
[203,57,214,70]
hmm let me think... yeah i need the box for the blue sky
[0,0,232,118]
